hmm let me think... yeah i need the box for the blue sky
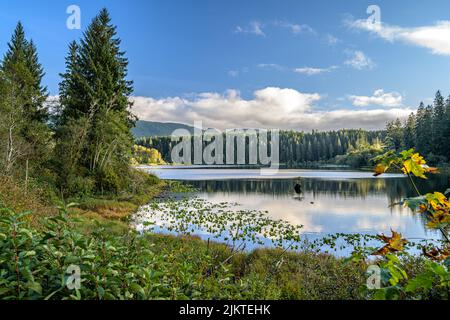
[1,0,450,130]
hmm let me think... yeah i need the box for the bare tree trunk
[25,158,29,194]
[6,122,15,174]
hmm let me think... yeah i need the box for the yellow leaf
[373,164,386,177]
[372,230,407,256]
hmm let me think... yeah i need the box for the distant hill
[132,120,195,138]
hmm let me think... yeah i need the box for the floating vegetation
[134,198,303,250]
[307,233,446,259]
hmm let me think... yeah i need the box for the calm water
[141,166,450,242]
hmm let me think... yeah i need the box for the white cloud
[326,34,340,45]
[258,64,338,75]
[257,63,284,71]
[294,66,338,76]
[235,20,315,37]
[235,21,265,37]
[348,89,403,107]
[228,70,239,77]
[273,21,316,35]
[131,87,412,131]
[344,50,375,70]
[348,19,450,55]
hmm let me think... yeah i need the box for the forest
[136,129,386,167]
[385,91,450,164]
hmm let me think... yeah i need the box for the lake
[137,166,449,251]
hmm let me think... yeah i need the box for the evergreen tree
[385,118,403,150]
[432,91,446,154]
[423,105,434,156]
[55,9,135,194]
[403,113,416,149]
[444,96,450,160]
[415,102,430,155]
[0,22,50,177]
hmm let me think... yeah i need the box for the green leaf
[405,273,433,292]
[28,282,42,295]
[129,283,145,297]
[0,287,11,295]
[430,263,447,277]
[372,289,386,300]
[403,196,426,211]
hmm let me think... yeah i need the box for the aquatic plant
[135,197,303,251]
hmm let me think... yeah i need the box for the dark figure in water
[294,183,302,194]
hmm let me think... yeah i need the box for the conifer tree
[415,102,428,155]
[56,9,136,194]
[432,91,446,154]
[0,22,50,177]
[385,118,403,150]
[403,113,416,149]
[444,96,450,159]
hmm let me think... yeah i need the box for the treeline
[385,91,450,164]
[136,129,385,166]
[0,9,144,198]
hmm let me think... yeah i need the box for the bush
[0,204,367,300]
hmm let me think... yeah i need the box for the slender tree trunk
[6,122,15,174]
[25,158,29,194]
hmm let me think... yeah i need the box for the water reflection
[143,167,449,241]
[190,175,449,202]
[187,176,449,240]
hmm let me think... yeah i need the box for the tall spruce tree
[403,113,416,149]
[432,91,446,154]
[444,96,450,160]
[0,22,50,177]
[56,9,135,194]
[415,102,430,155]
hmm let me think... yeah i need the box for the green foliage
[54,9,135,196]
[363,150,450,300]
[131,145,165,165]
[335,135,384,167]
[0,204,366,300]
[0,22,51,179]
[386,90,450,164]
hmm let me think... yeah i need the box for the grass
[0,175,57,225]
[68,171,166,231]
[133,233,368,300]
